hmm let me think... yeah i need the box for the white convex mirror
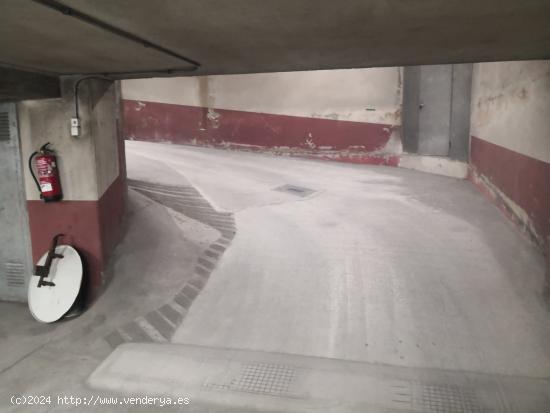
[28,244,83,323]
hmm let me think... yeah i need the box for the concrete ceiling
[1,0,550,84]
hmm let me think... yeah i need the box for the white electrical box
[70,117,80,137]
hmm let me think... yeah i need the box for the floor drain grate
[418,384,482,413]
[274,184,315,197]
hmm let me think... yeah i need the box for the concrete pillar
[544,239,550,304]
[17,77,127,303]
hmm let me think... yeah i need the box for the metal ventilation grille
[0,112,10,141]
[5,262,25,287]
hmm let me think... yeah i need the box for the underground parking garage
[1,1,550,412]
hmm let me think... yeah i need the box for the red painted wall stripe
[123,99,394,152]
[27,172,127,304]
[27,200,104,301]
[470,136,550,245]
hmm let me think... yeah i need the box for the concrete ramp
[88,343,550,412]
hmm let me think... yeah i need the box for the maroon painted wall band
[122,99,394,152]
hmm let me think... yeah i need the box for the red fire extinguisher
[29,142,63,202]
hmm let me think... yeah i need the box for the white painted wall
[122,68,402,125]
[470,60,550,163]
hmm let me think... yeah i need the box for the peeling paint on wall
[123,100,399,153]
[469,61,550,250]
[121,68,403,161]
[122,68,402,126]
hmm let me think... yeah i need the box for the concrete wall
[469,60,550,248]
[17,78,127,301]
[121,63,549,250]
[122,68,403,165]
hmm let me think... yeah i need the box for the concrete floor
[125,141,550,378]
[0,168,217,412]
[1,141,549,411]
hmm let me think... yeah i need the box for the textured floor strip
[90,343,550,412]
[104,179,236,347]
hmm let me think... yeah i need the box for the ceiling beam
[0,66,60,102]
